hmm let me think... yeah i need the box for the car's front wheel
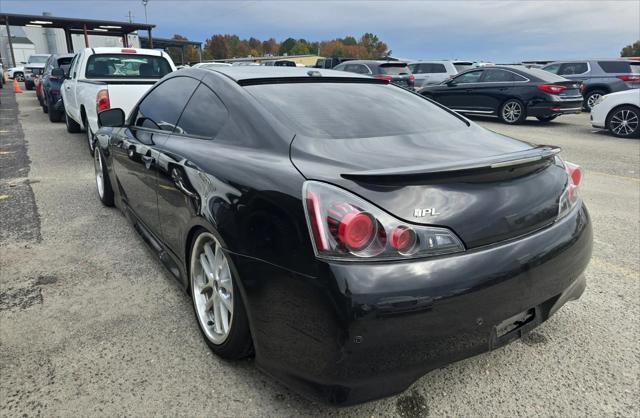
[499,99,526,124]
[14,72,24,82]
[94,148,114,206]
[190,231,253,359]
[606,105,640,138]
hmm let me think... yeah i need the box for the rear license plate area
[491,307,539,348]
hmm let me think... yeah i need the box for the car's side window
[131,76,200,133]
[174,84,229,139]
[422,63,447,74]
[482,69,519,82]
[454,70,483,83]
[559,62,588,75]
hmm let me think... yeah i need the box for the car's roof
[203,66,371,82]
[88,47,166,56]
[343,60,408,65]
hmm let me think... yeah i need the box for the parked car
[61,47,176,155]
[6,65,25,81]
[542,60,640,111]
[419,65,583,124]
[23,54,51,90]
[333,60,415,89]
[40,53,75,122]
[408,60,475,89]
[92,66,592,405]
[262,59,296,67]
[314,57,354,69]
[590,89,640,138]
[191,62,232,69]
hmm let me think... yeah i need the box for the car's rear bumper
[528,99,583,117]
[231,202,592,405]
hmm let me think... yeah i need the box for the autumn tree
[621,41,640,57]
[166,34,200,64]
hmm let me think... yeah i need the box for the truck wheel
[14,72,24,82]
[65,112,81,133]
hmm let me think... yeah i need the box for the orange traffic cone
[13,78,22,93]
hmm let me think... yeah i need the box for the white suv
[408,60,476,89]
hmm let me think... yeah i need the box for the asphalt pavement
[1,87,638,417]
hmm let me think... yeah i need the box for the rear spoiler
[341,145,561,181]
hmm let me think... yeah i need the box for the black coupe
[419,65,583,124]
[93,67,592,405]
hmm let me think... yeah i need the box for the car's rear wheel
[94,148,114,206]
[499,99,526,124]
[536,115,557,123]
[190,231,253,359]
[65,111,81,133]
[48,102,62,122]
[606,105,640,138]
[584,90,605,111]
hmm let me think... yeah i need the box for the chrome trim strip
[451,109,494,114]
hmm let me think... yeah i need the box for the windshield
[28,56,49,64]
[246,82,466,139]
[85,54,172,78]
[453,62,474,72]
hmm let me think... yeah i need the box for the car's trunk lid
[291,127,568,248]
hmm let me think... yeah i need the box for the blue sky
[3,0,639,61]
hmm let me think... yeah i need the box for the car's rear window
[379,64,410,75]
[246,82,466,139]
[85,54,172,78]
[57,57,73,67]
[598,61,632,73]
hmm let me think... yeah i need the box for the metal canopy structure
[0,13,155,66]
[139,36,203,64]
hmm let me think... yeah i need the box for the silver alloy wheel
[502,101,522,123]
[94,149,104,198]
[190,233,234,344]
[587,93,602,110]
[610,108,639,136]
[15,73,24,81]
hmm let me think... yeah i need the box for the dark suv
[333,60,415,89]
[542,60,640,110]
[40,53,75,122]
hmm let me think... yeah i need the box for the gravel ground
[1,88,638,417]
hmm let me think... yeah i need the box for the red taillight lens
[121,48,137,53]
[537,84,567,94]
[96,89,110,113]
[408,74,415,81]
[303,181,464,260]
[564,161,581,186]
[374,75,393,82]
[617,75,640,82]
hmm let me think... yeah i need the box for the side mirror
[98,108,125,128]
[51,68,65,79]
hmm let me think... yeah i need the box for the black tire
[14,72,24,82]
[536,115,557,123]
[48,106,62,122]
[189,229,253,360]
[606,105,640,138]
[499,99,527,124]
[93,148,114,206]
[584,89,606,112]
[84,115,95,156]
[65,111,81,133]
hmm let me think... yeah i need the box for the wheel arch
[584,85,611,95]
[80,105,88,130]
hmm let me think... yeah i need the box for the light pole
[142,0,148,24]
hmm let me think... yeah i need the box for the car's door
[109,76,200,237]
[64,51,83,119]
[434,69,484,110]
[155,82,230,257]
[473,68,528,112]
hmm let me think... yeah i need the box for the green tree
[621,40,640,57]
[342,36,357,46]
[279,37,297,55]
[290,41,310,55]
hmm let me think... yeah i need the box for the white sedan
[591,89,640,138]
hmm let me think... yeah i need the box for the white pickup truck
[61,47,176,154]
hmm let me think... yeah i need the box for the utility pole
[142,0,149,24]
[126,11,134,23]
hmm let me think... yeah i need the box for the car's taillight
[537,84,567,94]
[408,74,415,81]
[558,159,582,219]
[617,74,640,82]
[374,75,393,82]
[303,181,465,260]
[96,89,110,113]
